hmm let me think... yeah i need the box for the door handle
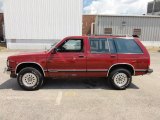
[132,60,137,63]
[79,55,85,58]
[110,55,116,58]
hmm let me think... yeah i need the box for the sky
[0,0,3,11]
[83,0,153,15]
[0,0,153,15]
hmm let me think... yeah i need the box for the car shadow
[0,78,139,91]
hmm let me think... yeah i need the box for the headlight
[7,60,10,67]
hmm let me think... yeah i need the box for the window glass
[90,38,110,53]
[114,39,143,53]
[58,39,83,52]
[108,39,116,53]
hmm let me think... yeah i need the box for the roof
[68,35,135,39]
[83,14,160,18]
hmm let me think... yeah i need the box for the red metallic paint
[7,36,151,78]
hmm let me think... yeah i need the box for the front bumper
[4,67,11,74]
[4,67,17,78]
[147,68,153,74]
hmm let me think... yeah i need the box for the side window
[57,39,83,52]
[114,39,143,53]
[89,38,110,53]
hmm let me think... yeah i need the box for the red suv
[6,36,153,90]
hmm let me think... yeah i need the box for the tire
[17,67,44,91]
[108,68,132,90]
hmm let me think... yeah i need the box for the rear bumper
[146,68,153,74]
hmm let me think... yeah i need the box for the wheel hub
[114,73,128,87]
[22,73,37,87]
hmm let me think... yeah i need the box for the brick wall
[0,13,4,39]
[82,15,96,36]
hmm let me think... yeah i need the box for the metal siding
[95,15,160,42]
[4,0,82,40]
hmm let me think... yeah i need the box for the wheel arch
[15,62,46,77]
[107,63,135,76]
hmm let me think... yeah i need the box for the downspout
[91,22,95,35]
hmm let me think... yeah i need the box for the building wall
[0,13,4,40]
[95,15,160,47]
[82,15,96,35]
[147,11,160,15]
[4,0,82,49]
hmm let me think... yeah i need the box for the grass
[0,43,7,51]
[146,47,160,53]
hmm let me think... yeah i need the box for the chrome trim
[135,69,148,72]
[44,70,48,72]
[48,69,108,72]
[107,63,135,76]
[15,62,46,76]
[116,53,144,55]
[48,69,86,72]
[87,69,108,72]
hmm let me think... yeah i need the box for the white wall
[4,0,82,49]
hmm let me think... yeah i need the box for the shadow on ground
[0,78,139,91]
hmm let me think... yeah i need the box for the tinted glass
[108,39,116,53]
[90,38,110,53]
[114,39,143,53]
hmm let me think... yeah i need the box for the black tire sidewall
[109,69,132,90]
[17,67,43,91]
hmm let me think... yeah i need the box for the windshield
[47,42,59,51]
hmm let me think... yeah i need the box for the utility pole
[152,0,156,15]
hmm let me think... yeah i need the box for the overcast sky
[0,0,153,15]
[0,0,3,10]
[83,0,153,15]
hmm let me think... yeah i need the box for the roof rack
[93,34,130,36]
[91,34,139,38]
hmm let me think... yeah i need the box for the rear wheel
[108,68,132,90]
[17,67,44,91]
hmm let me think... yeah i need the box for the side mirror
[51,48,57,54]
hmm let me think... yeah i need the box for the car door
[47,38,87,78]
[86,38,118,77]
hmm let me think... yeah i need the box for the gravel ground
[0,51,160,120]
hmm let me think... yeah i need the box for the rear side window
[89,38,116,53]
[114,39,143,54]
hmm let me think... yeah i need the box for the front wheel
[17,67,44,91]
[108,68,132,90]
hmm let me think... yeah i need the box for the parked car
[5,35,153,90]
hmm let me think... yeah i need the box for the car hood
[16,51,47,56]
[8,51,48,61]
